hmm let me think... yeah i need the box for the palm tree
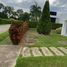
[30,2,41,22]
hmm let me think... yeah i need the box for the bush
[29,21,37,28]
[55,27,61,34]
[0,19,12,24]
[37,0,52,35]
[9,20,28,45]
[52,23,62,30]
[0,12,8,19]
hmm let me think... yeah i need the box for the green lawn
[15,28,67,67]
[15,56,67,67]
[0,31,11,45]
[27,29,67,47]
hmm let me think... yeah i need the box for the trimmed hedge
[28,22,62,29]
[52,23,62,30]
[28,21,37,28]
[0,19,12,24]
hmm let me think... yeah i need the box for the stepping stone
[49,47,64,56]
[40,47,54,56]
[22,47,31,57]
[58,47,67,54]
[31,47,42,56]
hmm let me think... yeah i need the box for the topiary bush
[37,0,52,35]
[9,20,28,45]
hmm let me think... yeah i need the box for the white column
[61,21,67,36]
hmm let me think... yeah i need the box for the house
[57,12,67,36]
[50,11,57,23]
[51,11,67,36]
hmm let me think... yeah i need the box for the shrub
[29,21,37,28]
[55,27,61,34]
[37,0,52,35]
[0,19,13,24]
[52,23,62,30]
[0,12,8,19]
[9,20,28,45]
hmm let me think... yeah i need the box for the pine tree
[37,0,52,35]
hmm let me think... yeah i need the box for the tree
[17,9,23,16]
[18,12,30,21]
[0,3,4,9]
[0,12,8,19]
[10,11,18,19]
[30,2,41,22]
[37,0,52,35]
[3,6,14,18]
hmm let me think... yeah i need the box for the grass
[0,36,12,45]
[0,31,11,45]
[15,28,67,67]
[27,28,67,47]
[15,56,67,67]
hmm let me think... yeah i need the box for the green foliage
[52,23,62,30]
[17,9,23,16]
[18,12,30,21]
[29,21,37,28]
[37,0,52,35]
[0,19,12,24]
[30,2,41,22]
[0,12,8,19]
[3,6,14,18]
[0,19,23,24]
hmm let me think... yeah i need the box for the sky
[0,0,67,14]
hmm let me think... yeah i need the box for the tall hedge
[37,0,52,35]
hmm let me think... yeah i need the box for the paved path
[0,24,10,33]
[22,47,67,57]
[0,45,21,67]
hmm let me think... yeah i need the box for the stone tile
[49,47,64,56]
[40,47,54,56]
[31,47,42,56]
[22,47,31,57]
[58,47,67,54]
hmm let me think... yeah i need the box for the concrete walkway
[22,47,67,57]
[0,24,10,33]
[0,45,21,67]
